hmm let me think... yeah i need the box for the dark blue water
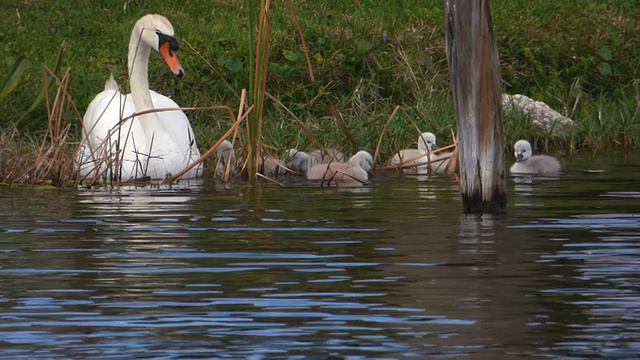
[1,152,639,358]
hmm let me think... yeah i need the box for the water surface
[1,152,639,358]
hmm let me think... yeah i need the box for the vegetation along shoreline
[1,1,638,186]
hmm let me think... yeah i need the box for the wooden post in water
[445,0,506,214]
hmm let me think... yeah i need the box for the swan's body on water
[77,14,202,181]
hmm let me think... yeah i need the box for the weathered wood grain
[445,0,506,214]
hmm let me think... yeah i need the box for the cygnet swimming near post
[427,151,452,174]
[306,150,373,185]
[285,148,346,174]
[509,139,561,175]
[389,132,437,167]
[390,132,451,173]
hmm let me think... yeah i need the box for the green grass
[1,0,639,180]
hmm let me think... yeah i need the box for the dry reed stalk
[216,126,245,182]
[332,169,367,186]
[0,127,30,184]
[318,166,367,189]
[183,39,240,100]
[256,171,285,187]
[284,0,315,82]
[330,106,358,152]
[265,92,329,153]
[373,106,450,174]
[430,142,457,155]
[399,107,425,136]
[372,105,401,171]
[26,67,76,186]
[445,129,460,174]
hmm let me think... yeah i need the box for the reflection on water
[0,152,640,358]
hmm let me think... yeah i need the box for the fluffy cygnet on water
[389,132,437,167]
[285,148,346,174]
[215,140,238,179]
[216,140,288,179]
[306,150,373,185]
[426,151,452,174]
[389,132,450,174]
[510,139,561,175]
[259,155,288,177]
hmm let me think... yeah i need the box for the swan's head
[135,14,184,77]
[514,140,532,162]
[350,150,374,175]
[417,132,438,151]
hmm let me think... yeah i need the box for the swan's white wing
[150,91,196,150]
[78,89,145,179]
[149,90,202,177]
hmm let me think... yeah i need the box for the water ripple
[1,155,640,357]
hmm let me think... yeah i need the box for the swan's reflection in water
[77,180,203,218]
[74,181,206,279]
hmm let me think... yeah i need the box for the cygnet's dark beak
[431,143,439,150]
[516,153,524,162]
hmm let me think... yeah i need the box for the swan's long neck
[128,25,156,126]
[126,23,178,154]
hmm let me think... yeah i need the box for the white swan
[510,139,561,175]
[77,14,202,181]
[306,150,373,185]
[285,148,345,174]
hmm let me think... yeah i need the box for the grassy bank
[1,0,639,184]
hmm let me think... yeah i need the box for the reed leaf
[247,0,271,182]
[0,56,27,104]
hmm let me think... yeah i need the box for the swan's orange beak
[160,42,184,77]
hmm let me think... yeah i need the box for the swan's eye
[156,31,179,53]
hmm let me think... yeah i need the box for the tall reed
[245,0,271,182]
